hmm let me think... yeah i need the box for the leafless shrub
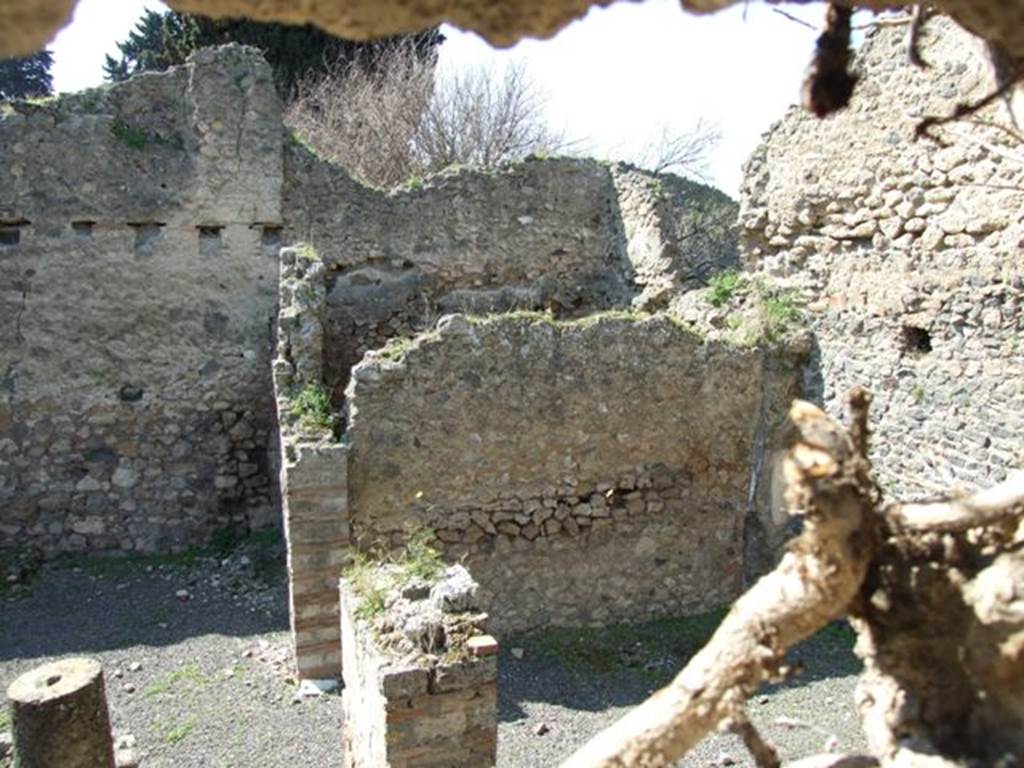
[285,45,572,188]
[630,118,723,180]
[412,63,571,171]
[285,42,433,188]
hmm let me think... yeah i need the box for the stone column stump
[7,657,116,768]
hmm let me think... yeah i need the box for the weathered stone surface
[429,565,480,613]
[344,313,804,631]
[736,17,1024,501]
[0,45,282,554]
[340,569,498,768]
[7,657,116,768]
[284,150,737,399]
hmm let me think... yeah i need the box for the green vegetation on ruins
[293,242,321,262]
[473,307,688,331]
[759,287,801,343]
[110,120,180,151]
[145,663,211,697]
[155,715,198,745]
[289,382,333,433]
[705,270,804,346]
[372,331,441,363]
[343,528,446,620]
[708,269,743,307]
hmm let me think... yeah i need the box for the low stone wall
[340,565,498,768]
[344,313,805,632]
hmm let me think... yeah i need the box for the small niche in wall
[0,219,29,247]
[258,224,283,253]
[901,325,932,354]
[127,222,166,251]
[72,220,96,238]
[197,225,224,257]
[118,384,144,402]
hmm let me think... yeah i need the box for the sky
[48,0,835,196]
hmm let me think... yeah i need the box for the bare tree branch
[730,714,781,768]
[630,119,722,180]
[285,48,570,188]
[888,472,1024,532]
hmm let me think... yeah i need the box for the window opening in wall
[198,225,224,257]
[901,325,932,354]
[72,221,96,237]
[118,384,144,402]
[198,225,224,240]
[0,219,29,247]
[127,222,166,250]
[259,224,283,252]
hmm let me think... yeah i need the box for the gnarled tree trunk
[562,388,1024,768]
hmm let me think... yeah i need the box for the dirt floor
[0,533,865,767]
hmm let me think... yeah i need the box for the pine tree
[0,50,54,101]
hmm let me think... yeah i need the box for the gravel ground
[1,536,865,767]
[497,623,865,767]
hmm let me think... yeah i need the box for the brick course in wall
[339,571,498,768]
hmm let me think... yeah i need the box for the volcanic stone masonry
[0,42,738,558]
[734,16,1023,499]
[3,15,1020,685]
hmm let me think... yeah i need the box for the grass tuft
[289,383,333,433]
[343,528,446,619]
[707,270,744,308]
[145,664,210,697]
[110,121,175,151]
[344,553,389,619]
[758,287,802,342]
[294,242,320,262]
[158,716,198,744]
[398,528,445,582]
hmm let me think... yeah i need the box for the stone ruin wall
[4,12,1019,669]
[0,46,285,553]
[282,149,738,406]
[737,17,1023,499]
[271,155,750,667]
[343,314,804,632]
[339,567,499,767]
[0,39,741,558]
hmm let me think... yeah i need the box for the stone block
[284,442,348,491]
[380,666,430,698]
[432,658,498,693]
[466,635,498,657]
